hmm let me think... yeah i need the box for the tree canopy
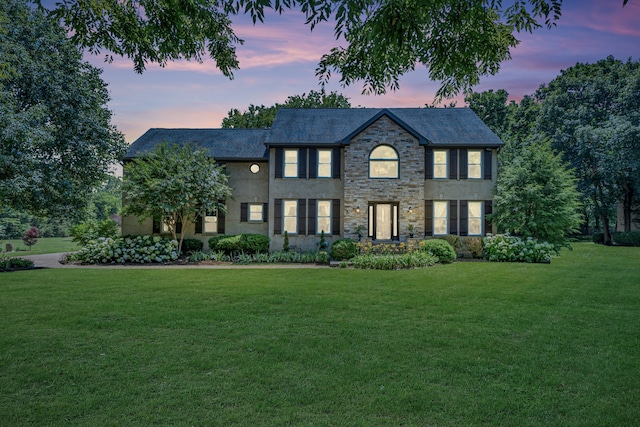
[122,142,232,252]
[1,0,126,220]
[39,0,609,99]
[221,89,351,128]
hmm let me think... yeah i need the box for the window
[283,200,297,233]
[468,150,482,179]
[284,149,298,178]
[369,145,399,178]
[317,149,332,178]
[468,201,482,235]
[250,163,260,174]
[433,201,448,235]
[433,150,448,179]
[249,204,263,222]
[202,213,218,233]
[317,200,331,234]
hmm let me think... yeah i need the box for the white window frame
[468,201,483,236]
[468,150,482,179]
[284,149,298,178]
[433,149,448,179]
[369,145,399,178]
[433,201,448,235]
[283,200,297,234]
[248,204,263,223]
[317,149,332,178]
[317,200,332,235]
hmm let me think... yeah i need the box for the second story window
[317,149,332,178]
[369,145,399,178]
[468,150,482,179]
[284,149,298,178]
[433,149,448,179]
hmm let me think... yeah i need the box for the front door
[369,202,399,241]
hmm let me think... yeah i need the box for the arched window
[369,145,399,178]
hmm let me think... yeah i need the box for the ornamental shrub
[483,233,557,263]
[208,234,269,255]
[22,226,39,250]
[70,219,119,246]
[613,231,640,247]
[419,239,456,263]
[350,252,437,270]
[435,234,462,254]
[592,232,605,244]
[330,238,359,260]
[0,256,34,271]
[181,238,204,253]
[69,236,179,264]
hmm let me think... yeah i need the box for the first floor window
[283,200,297,233]
[317,200,331,234]
[468,201,482,235]
[433,201,448,235]
[249,204,263,222]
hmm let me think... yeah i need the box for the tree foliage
[122,142,232,252]
[492,139,582,248]
[39,0,601,98]
[21,226,39,250]
[221,89,351,128]
[0,0,126,220]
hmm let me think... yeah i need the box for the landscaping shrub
[350,252,437,270]
[419,239,456,263]
[461,236,484,259]
[330,238,359,260]
[483,233,557,263]
[208,234,269,255]
[181,238,204,253]
[613,231,640,247]
[69,236,179,264]
[358,241,416,255]
[0,256,34,272]
[592,232,605,244]
[435,234,461,254]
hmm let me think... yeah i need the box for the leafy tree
[535,56,640,240]
[41,0,616,98]
[221,89,351,128]
[21,226,39,250]
[492,139,582,248]
[0,0,126,220]
[465,89,510,137]
[88,175,123,223]
[122,142,232,253]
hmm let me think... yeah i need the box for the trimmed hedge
[419,239,457,263]
[483,233,556,263]
[330,238,359,260]
[613,231,640,247]
[181,238,204,253]
[208,234,269,255]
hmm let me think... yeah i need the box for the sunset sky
[81,1,640,144]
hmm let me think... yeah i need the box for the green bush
[208,234,269,255]
[435,234,461,254]
[483,233,557,263]
[68,236,179,264]
[70,219,119,246]
[181,238,204,253]
[592,232,605,244]
[419,239,457,263]
[330,238,359,260]
[350,252,438,270]
[461,236,484,259]
[613,231,640,247]
[0,256,34,271]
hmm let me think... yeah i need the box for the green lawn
[1,243,638,426]
[1,237,79,256]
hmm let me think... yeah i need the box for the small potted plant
[407,224,415,238]
[354,225,365,241]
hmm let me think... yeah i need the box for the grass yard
[1,243,638,426]
[1,237,79,257]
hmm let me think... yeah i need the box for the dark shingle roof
[124,128,269,161]
[265,108,503,147]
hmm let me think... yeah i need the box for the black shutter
[425,148,433,179]
[298,148,307,179]
[195,213,203,233]
[460,200,469,236]
[459,149,468,180]
[175,220,182,234]
[274,199,282,234]
[308,199,317,235]
[263,203,268,222]
[332,199,340,235]
[425,200,433,236]
[217,210,225,234]
[240,203,248,222]
[484,200,493,234]
[449,149,458,180]
[298,198,306,235]
[308,149,317,179]
[484,150,492,180]
[332,148,341,179]
[275,148,283,178]
[449,200,458,235]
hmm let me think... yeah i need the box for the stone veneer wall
[343,115,425,240]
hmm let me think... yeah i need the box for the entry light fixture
[355,205,361,213]
[408,206,413,214]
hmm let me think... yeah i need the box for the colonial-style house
[122,108,504,252]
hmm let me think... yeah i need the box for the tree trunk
[623,184,634,232]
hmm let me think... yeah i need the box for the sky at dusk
[81,1,640,144]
